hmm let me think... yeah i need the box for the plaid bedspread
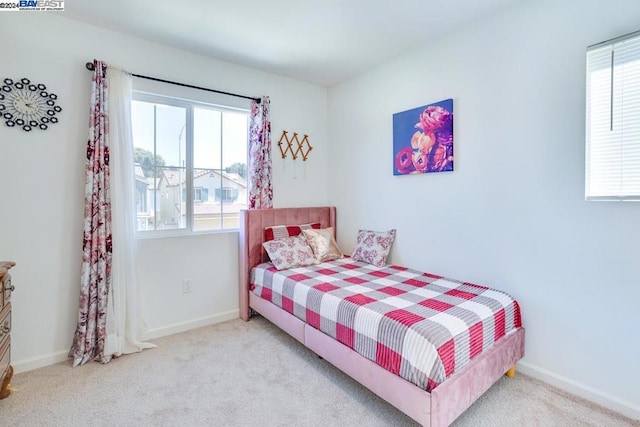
[250,258,522,391]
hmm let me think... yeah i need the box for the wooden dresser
[0,261,15,399]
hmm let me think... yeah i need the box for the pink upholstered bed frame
[239,206,525,426]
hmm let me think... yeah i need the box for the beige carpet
[1,316,637,427]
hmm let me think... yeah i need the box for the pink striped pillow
[264,223,321,242]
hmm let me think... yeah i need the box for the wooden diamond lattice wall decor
[277,130,313,161]
[294,134,312,161]
[277,130,295,159]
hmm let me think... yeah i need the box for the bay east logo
[0,0,63,11]
[17,0,64,10]
[19,0,63,6]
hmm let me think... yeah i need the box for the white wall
[2,1,639,420]
[328,0,640,419]
[0,13,328,371]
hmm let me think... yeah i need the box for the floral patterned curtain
[69,60,112,367]
[248,96,273,209]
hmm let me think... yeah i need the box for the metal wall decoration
[0,78,61,132]
[277,130,313,161]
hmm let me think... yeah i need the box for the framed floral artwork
[393,98,454,175]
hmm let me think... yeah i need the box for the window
[585,30,640,201]
[189,187,210,203]
[215,187,239,203]
[131,93,249,233]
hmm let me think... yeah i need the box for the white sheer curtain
[104,68,155,360]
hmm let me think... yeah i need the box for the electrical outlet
[182,279,192,294]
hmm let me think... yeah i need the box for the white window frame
[585,29,640,201]
[133,91,249,238]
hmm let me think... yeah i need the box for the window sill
[136,228,239,240]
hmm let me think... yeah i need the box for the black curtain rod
[85,62,260,103]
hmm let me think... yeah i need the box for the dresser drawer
[0,318,11,382]
[0,302,11,400]
[2,275,13,306]
[0,303,10,342]
[0,335,9,374]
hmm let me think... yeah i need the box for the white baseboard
[518,361,640,421]
[140,309,239,341]
[13,350,69,374]
[12,310,239,374]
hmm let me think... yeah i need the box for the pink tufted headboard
[238,206,336,321]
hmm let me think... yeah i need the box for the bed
[239,206,525,426]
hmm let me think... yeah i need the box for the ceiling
[63,0,523,87]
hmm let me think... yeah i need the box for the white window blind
[586,30,640,201]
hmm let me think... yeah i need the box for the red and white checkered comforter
[250,258,522,391]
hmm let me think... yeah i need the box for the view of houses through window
[132,93,249,232]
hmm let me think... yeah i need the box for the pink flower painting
[393,99,453,175]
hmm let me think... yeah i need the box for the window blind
[585,30,640,201]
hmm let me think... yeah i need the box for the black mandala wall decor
[0,78,61,132]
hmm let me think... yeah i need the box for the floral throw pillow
[262,235,319,270]
[302,227,343,263]
[351,229,397,267]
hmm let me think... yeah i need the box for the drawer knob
[0,324,8,334]
[5,285,14,292]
